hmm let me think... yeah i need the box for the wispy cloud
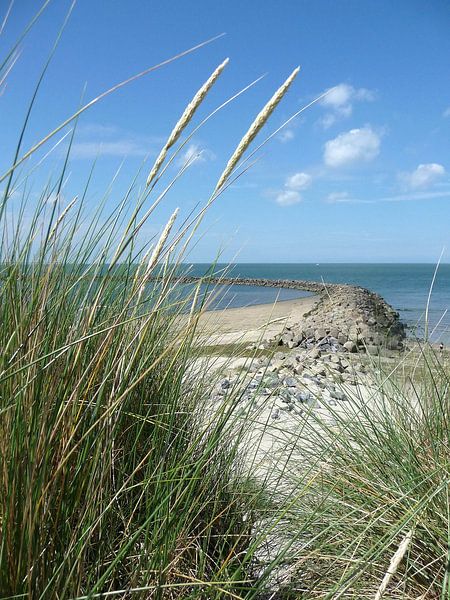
[326,189,450,204]
[318,83,376,129]
[399,163,446,190]
[275,189,302,206]
[324,126,381,168]
[278,128,295,143]
[326,191,353,203]
[275,171,312,206]
[176,142,215,168]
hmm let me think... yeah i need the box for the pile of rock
[272,284,405,355]
[211,347,370,421]
[178,275,406,355]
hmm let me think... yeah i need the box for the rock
[304,327,314,339]
[264,376,280,389]
[343,341,357,353]
[281,333,293,346]
[338,333,348,345]
[328,362,343,372]
[296,391,313,404]
[329,326,340,339]
[282,356,297,370]
[330,389,346,401]
[309,348,321,359]
[311,365,326,377]
[314,328,327,341]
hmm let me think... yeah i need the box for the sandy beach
[198,295,319,346]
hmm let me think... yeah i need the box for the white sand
[191,294,382,489]
[198,295,318,346]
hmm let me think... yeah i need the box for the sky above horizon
[1,0,450,263]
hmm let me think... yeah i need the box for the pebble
[330,389,346,401]
[211,334,373,422]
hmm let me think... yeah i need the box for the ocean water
[186,263,450,344]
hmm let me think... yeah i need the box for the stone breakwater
[179,276,406,353]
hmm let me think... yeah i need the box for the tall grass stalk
[282,346,450,598]
[0,9,305,597]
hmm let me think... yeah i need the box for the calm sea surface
[186,263,450,344]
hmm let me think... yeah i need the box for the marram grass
[279,346,450,599]
[0,10,301,598]
[2,5,450,600]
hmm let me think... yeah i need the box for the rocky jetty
[180,275,406,354]
[269,283,405,354]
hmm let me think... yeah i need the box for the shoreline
[199,295,319,345]
[195,276,407,354]
[193,276,448,350]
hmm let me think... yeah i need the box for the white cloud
[178,143,205,166]
[322,84,353,110]
[353,88,376,102]
[319,83,375,129]
[325,189,450,205]
[443,107,450,118]
[320,113,337,129]
[327,191,352,203]
[286,172,312,190]
[400,163,446,190]
[324,126,381,168]
[278,129,295,143]
[176,143,215,168]
[275,171,312,206]
[275,189,302,206]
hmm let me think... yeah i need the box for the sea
[185,263,450,344]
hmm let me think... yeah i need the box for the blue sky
[1,0,449,262]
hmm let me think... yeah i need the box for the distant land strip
[173,275,362,294]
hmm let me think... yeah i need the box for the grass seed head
[214,66,300,193]
[146,207,179,274]
[146,58,229,187]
